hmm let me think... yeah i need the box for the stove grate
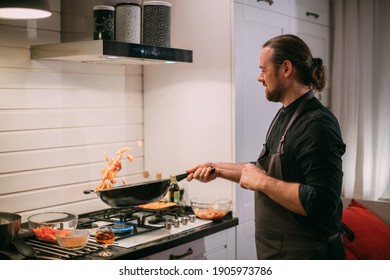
[23,238,102,259]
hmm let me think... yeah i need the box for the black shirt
[259,92,346,236]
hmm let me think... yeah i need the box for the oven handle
[169,247,193,260]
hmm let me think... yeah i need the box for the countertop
[0,212,238,260]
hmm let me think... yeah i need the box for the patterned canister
[93,5,115,40]
[115,2,141,44]
[142,1,172,47]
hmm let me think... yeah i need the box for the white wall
[0,0,145,222]
[143,0,236,207]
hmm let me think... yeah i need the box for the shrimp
[94,146,134,191]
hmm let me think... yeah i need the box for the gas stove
[77,206,213,249]
[13,205,216,260]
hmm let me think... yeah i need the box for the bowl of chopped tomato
[190,197,232,221]
[28,212,78,243]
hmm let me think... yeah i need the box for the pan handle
[83,168,216,194]
[83,190,94,194]
[176,167,215,182]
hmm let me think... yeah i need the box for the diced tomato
[32,226,59,242]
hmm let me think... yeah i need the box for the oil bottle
[168,174,180,204]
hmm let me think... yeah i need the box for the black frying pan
[83,172,189,208]
[84,168,215,208]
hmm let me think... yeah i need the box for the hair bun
[312,57,323,68]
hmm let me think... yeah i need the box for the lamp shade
[0,0,52,20]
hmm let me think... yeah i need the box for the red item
[342,199,390,259]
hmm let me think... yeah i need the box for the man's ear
[281,60,293,77]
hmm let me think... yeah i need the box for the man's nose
[258,74,264,83]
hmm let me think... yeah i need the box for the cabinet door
[290,0,330,26]
[234,3,289,164]
[233,2,290,259]
[234,0,291,16]
[290,19,330,106]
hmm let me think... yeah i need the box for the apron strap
[264,109,283,142]
[277,92,314,154]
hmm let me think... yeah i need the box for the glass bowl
[190,197,232,220]
[56,229,90,250]
[28,212,78,243]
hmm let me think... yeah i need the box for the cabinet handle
[257,0,273,6]
[306,12,320,19]
[169,247,193,260]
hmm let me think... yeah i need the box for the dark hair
[263,34,326,92]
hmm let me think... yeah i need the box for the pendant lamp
[0,0,52,20]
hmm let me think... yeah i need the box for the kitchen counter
[0,210,238,260]
[106,214,237,260]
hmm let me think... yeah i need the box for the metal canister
[142,1,172,47]
[93,5,115,40]
[115,2,141,44]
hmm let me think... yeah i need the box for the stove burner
[112,221,135,234]
[75,206,190,241]
[87,208,141,225]
[147,214,167,224]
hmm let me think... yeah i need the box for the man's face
[258,47,284,103]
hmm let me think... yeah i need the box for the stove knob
[189,214,196,222]
[165,221,172,230]
[173,219,180,227]
[181,216,189,225]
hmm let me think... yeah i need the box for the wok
[84,172,190,208]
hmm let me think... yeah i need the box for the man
[186,34,346,259]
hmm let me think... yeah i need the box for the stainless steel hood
[30,40,193,65]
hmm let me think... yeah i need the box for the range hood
[30,40,193,65]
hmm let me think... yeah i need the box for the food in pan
[137,201,176,210]
[95,146,134,191]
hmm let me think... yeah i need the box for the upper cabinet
[234,0,291,15]
[289,0,331,106]
[290,0,330,26]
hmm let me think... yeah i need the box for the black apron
[254,93,345,260]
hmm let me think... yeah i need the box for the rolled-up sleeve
[295,116,345,221]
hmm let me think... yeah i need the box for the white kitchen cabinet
[233,1,290,260]
[234,0,291,15]
[290,0,330,26]
[140,228,236,260]
[290,0,330,106]
[234,0,330,259]
[290,19,330,106]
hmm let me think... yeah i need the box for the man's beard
[265,85,283,103]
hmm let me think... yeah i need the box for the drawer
[141,230,229,260]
